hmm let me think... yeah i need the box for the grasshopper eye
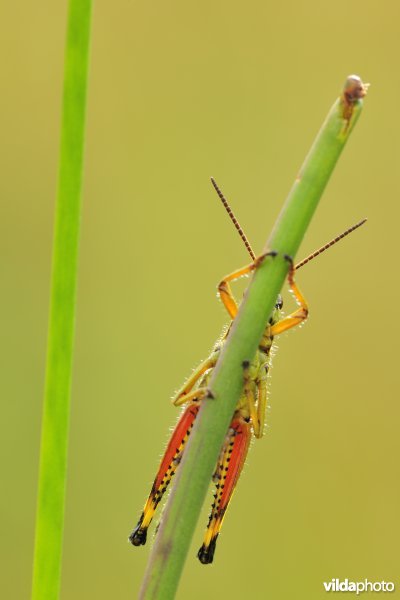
[275,294,283,310]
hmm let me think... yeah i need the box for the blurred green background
[2,1,399,598]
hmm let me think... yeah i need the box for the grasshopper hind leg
[128,404,200,547]
[197,415,251,564]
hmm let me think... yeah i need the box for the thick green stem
[139,76,367,599]
[31,2,92,599]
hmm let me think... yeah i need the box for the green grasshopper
[130,178,366,563]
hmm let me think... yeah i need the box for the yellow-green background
[2,1,399,599]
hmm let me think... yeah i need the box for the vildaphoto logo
[323,579,395,594]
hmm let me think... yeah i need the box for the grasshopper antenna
[211,177,256,261]
[295,218,367,271]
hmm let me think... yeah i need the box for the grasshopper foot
[129,515,148,546]
[197,536,218,564]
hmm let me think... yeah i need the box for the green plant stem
[31,2,92,599]
[139,77,367,599]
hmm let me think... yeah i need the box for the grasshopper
[129,178,366,563]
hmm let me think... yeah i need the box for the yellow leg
[172,357,215,406]
[269,256,309,336]
[173,387,210,407]
[255,366,269,439]
[218,251,278,319]
[242,361,265,438]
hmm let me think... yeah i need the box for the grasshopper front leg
[269,256,309,336]
[218,251,278,319]
[218,251,308,333]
